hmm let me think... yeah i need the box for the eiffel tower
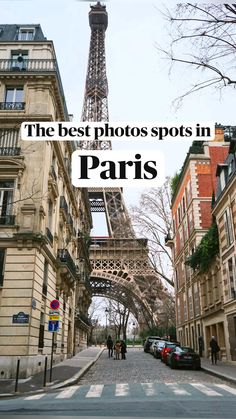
[80,2,164,327]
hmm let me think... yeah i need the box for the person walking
[106,335,113,358]
[114,340,121,360]
[210,336,220,365]
[121,340,127,360]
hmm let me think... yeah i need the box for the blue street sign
[48,320,59,332]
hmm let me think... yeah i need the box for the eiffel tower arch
[80,2,164,328]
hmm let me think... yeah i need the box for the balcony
[57,249,76,277]
[0,147,21,156]
[0,59,57,72]
[0,102,25,111]
[0,215,16,226]
[0,59,68,119]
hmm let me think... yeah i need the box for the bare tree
[159,3,236,105]
[106,299,130,340]
[130,178,173,287]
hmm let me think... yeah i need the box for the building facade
[213,139,236,361]
[166,132,229,358]
[0,24,92,378]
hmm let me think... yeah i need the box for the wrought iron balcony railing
[0,215,16,225]
[57,249,76,276]
[0,147,21,156]
[0,59,57,72]
[0,102,25,111]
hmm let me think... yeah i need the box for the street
[0,348,236,418]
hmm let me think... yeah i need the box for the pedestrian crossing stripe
[22,382,236,401]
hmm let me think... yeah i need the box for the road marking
[115,383,130,397]
[166,383,191,396]
[24,393,46,400]
[85,384,104,398]
[215,384,236,395]
[56,385,80,399]
[141,382,156,396]
[190,383,222,396]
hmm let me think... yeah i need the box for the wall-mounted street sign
[50,300,60,310]
[48,320,59,332]
[12,312,29,324]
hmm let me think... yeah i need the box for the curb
[0,348,105,398]
[51,347,105,389]
[201,366,236,385]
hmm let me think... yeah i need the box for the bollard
[15,358,20,393]
[43,356,48,387]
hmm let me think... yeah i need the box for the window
[4,87,24,110]
[188,288,193,318]
[227,257,236,299]
[188,209,194,233]
[228,161,233,177]
[38,312,45,348]
[17,28,35,41]
[0,129,20,154]
[11,51,28,71]
[223,208,234,247]
[220,169,226,190]
[172,218,176,235]
[183,293,187,321]
[42,261,48,296]
[178,206,181,224]
[182,196,186,214]
[0,249,5,287]
[48,199,53,232]
[0,180,14,225]
[177,297,181,324]
[194,283,200,316]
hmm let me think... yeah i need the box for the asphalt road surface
[0,348,236,418]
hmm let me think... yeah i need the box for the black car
[166,346,201,370]
[143,336,161,353]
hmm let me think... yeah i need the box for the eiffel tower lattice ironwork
[80,2,164,327]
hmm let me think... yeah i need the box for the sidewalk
[0,346,104,397]
[201,357,236,384]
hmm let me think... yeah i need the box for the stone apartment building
[213,139,236,361]
[166,130,229,358]
[0,24,92,378]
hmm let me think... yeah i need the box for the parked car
[149,340,160,356]
[143,336,161,353]
[161,341,180,363]
[153,340,166,358]
[166,346,201,370]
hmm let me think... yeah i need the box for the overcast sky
[1,0,235,232]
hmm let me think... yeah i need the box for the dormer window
[17,28,35,41]
[228,161,233,177]
[220,168,226,190]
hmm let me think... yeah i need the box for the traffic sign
[48,320,59,332]
[49,315,60,321]
[50,300,60,310]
